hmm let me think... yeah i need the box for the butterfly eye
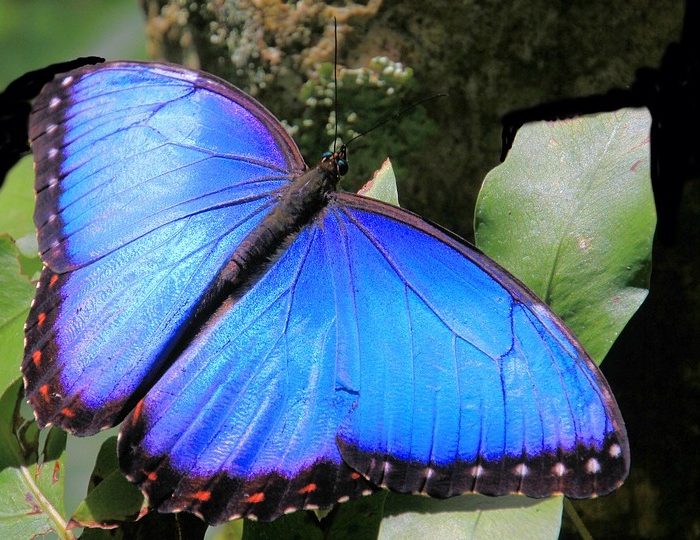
[337,158,348,176]
[321,151,333,160]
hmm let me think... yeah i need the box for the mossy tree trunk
[142,0,680,238]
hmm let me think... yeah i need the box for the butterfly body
[227,152,340,278]
[22,61,628,524]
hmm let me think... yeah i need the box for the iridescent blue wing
[329,194,628,499]
[119,191,627,523]
[22,62,306,434]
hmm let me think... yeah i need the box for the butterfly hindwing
[23,62,305,434]
[328,193,628,498]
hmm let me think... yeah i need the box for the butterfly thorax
[219,154,343,292]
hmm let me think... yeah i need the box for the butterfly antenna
[333,18,339,153]
[345,93,448,148]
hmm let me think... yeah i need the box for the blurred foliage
[0,0,147,252]
[0,0,146,88]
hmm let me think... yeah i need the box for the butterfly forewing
[23,62,304,434]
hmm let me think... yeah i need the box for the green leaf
[357,158,400,206]
[0,381,70,539]
[378,494,562,540]
[474,108,655,362]
[0,157,35,241]
[208,519,244,540]
[69,437,145,529]
[0,383,24,477]
[0,234,35,396]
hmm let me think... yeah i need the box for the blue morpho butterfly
[22,61,629,524]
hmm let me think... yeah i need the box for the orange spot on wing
[194,490,211,501]
[146,471,158,481]
[132,399,144,422]
[350,472,361,480]
[39,384,50,401]
[246,492,265,504]
[298,483,317,494]
[32,350,42,367]
[61,407,75,418]
[37,312,46,326]
[49,274,59,288]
